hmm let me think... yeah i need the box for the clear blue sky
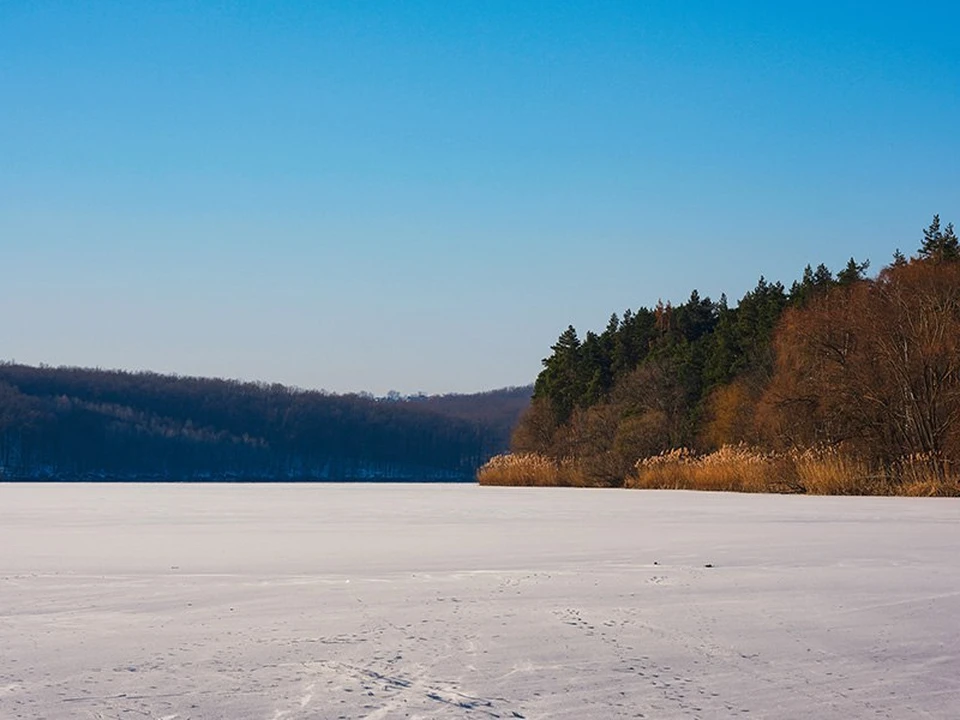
[2,2,957,395]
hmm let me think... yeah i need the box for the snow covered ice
[1,483,958,719]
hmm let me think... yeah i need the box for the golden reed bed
[478,445,959,496]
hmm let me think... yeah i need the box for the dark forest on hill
[0,365,530,481]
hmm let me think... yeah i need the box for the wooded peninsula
[479,215,960,495]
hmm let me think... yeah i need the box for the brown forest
[481,215,960,494]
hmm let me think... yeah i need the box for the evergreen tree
[918,214,959,263]
[734,276,787,376]
[813,263,834,287]
[790,263,837,305]
[580,330,613,406]
[943,223,960,261]
[702,302,739,388]
[605,313,620,336]
[675,290,717,343]
[837,257,870,285]
[919,214,941,256]
[534,326,584,423]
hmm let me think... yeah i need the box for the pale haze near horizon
[2,2,957,395]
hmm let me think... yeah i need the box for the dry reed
[895,454,960,496]
[480,446,960,496]
[628,445,785,493]
[477,453,588,487]
[629,445,960,496]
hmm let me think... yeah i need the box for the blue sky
[2,1,957,394]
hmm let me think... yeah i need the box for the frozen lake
[1,483,958,719]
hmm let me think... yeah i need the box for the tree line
[0,364,530,481]
[510,215,960,486]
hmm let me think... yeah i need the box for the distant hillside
[0,363,531,481]
[406,385,532,437]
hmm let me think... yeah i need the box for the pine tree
[553,325,581,355]
[919,214,942,258]
[534,326,584,423]
[942,223,960,262]
[789,265,816,306]
[605,313,620,336]
[918,214,958,263]
[813,263,834,287]
[837,257,870,285]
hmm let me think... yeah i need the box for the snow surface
[1,483,958,719]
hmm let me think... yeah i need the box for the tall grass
[791,447,881,495]
[477,453,590,487]
[628,446,788,493]
[896,453,960,496]
[479,446,960,495]
[477,445,960,497]
[627,445,960,495]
